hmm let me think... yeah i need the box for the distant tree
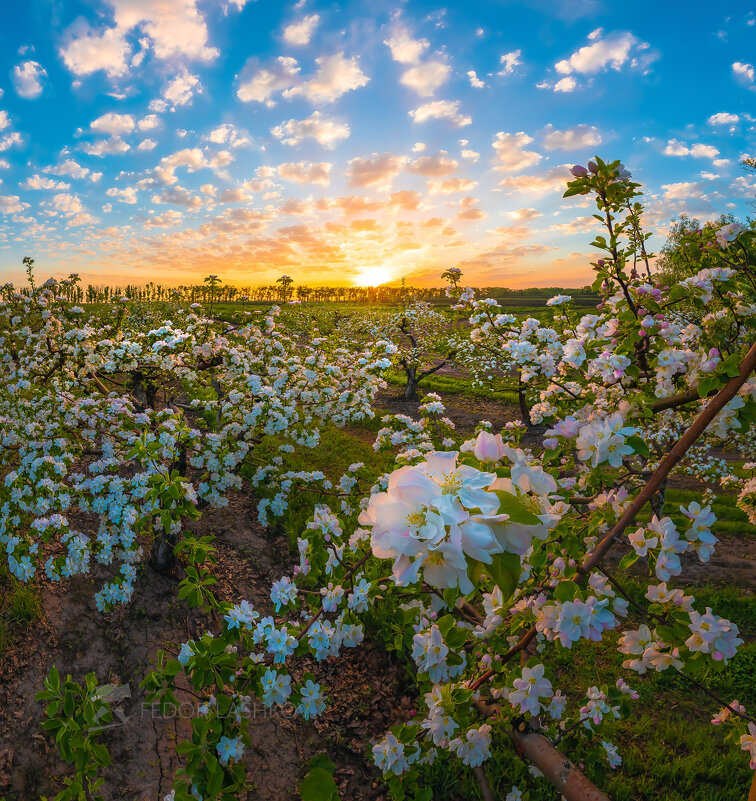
[653,213,743,287]
[203,274,222,316]
[276,275,294,302]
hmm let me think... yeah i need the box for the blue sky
[0,0,754,287]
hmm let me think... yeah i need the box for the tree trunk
[150,530,176,572]
[403,367,419,400]
[518,373,530,424]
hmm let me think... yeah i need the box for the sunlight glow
[355,265,395,287]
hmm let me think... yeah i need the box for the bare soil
[0,490,410,801]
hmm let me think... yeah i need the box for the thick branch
[509,729,610,801]
[651,385,707,413]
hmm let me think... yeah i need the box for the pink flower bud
[571,165,588,177]
[473,430,506,462]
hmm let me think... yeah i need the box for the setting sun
[356,265,395,287]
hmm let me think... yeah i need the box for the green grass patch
[635,487,756,538]
[0,560,41,655]
[383,370,519,405]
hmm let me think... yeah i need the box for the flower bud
[588,160,599,173]
[570,165,588,177]
[473,430,506,463]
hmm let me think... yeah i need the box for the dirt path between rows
[0,491,410,801]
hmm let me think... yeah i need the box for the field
[1,287,755,801]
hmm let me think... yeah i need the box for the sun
[355,265,394,287]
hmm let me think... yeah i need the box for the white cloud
[663,139,720,159]
[60,0,219,81]
[428,177,478,194]
[90,112,135,136]
[52,193,84,214]
[59,23,130,79]
[555,29,655,75]
[542,124,602,150]
[542,30,657,92]
[23,174,70,190]
[270,111,350,148]
[400,61,450,96]
[45,159,90,180]
[237,56,300,105]
[499,50,522,75]
[0,132,22,151]
[346,153,406,188]
[12,61,47,99]
[467,70,485,88]
[406,152,458,177]
[284,52,369,103]
[661,181,708,200]
[733,62,755,83]
[0,111,10,131]
[496,164,571,195]
[204,123,250,147]
[461,148,479,162]
[283,14,320,46]
[145,210,183,228]
[163,69,202,107]
[153,185,203,208]
[553,76,578,92]
[137,114,161,131]
[707,112,739,125]
[277,161,332,186]
[492,131,541,172]
[0,195,29,213]
[137,138,157,151]
[409,100,471,126]
[67,212,98,227]
[81,137,131,156]
[154,147,207,184]
[384,29,429,64]
[537,75,578,92]
[508,207,542,221]
[105,186,138,203]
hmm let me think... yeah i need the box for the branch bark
[508,729,610,801]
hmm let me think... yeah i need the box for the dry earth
[0,490,411,801]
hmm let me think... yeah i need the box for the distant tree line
[9,267,597,306]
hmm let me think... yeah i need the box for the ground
[0,388,754,801]
[0,490,410,800]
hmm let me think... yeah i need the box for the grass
[0,560,41,656]
[634,486,756,538]
[383,370,520,405]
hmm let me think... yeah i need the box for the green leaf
[486,551,521,602]
[493,490,541,525]
[625,435,649,457]
[164,659,183,677]
[697,376,720,398]
[299,768,340,801]
[618,551,640,570]
[308,754,336,774]
[553,581,578,603]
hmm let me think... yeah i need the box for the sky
[0,0,754,289]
